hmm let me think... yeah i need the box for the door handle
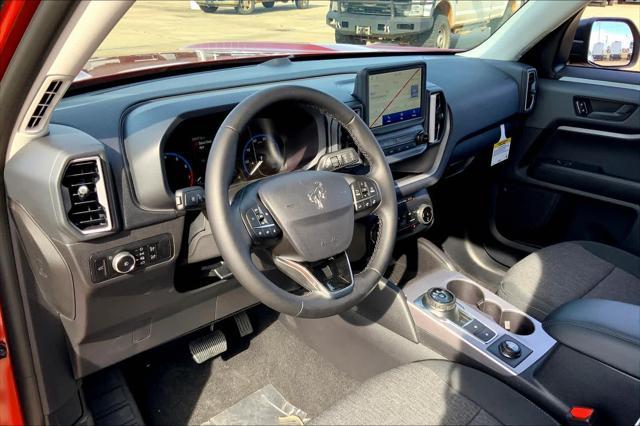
[573,96,636,121]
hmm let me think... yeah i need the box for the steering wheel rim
[205,85,397,318]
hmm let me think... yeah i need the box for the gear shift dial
[423,287,457,315]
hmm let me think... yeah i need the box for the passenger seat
[498,241,640,320]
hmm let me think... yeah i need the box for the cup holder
[500,311,535,335]
[480,300,502,324]
[447,280,484,307]
[446,280,535,336]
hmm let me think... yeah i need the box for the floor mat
[202,384,309,425]
[127,314,359,425]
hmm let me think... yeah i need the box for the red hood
[76,41,458,83]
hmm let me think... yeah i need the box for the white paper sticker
[491,124,511,167]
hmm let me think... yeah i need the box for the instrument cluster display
[163,107,320,193]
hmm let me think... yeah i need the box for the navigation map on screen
[368,67,423,128]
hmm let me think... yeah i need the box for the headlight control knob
[415,204,434,225]
[112,251,136,274]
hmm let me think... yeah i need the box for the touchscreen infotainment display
[367,67,423,128]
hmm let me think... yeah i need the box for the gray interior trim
[556,126,640,140]
[4,124,117,243]
[559,76,640,92]
[395,109,452,196]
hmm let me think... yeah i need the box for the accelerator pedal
[189,329,227,364]
[234,311,254,337]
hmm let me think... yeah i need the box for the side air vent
[428,92,446,144]
[61,157,113,234]
[26,79,66,132]
[524,69,537,112]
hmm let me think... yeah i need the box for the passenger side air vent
[61,157,113,234]
[25,78,67,132]
[524,69,537,112]
[428,92,446,144]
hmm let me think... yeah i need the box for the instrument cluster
[163,106,322,193]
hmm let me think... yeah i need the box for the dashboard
[5,54,537,378]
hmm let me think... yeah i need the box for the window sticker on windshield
[491,125,511,167]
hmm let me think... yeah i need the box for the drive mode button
[499,340,522,359]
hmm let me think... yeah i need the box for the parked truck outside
[326,0,522,48]
[196,0,309,15]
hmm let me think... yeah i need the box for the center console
[403,270,556,375]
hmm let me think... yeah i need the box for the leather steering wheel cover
[205,85,397,317]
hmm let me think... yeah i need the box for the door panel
[491,77,640,257]
[529,127,640,203]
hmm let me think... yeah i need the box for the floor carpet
[125,311,359,425]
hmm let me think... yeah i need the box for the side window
[569,2,639,72]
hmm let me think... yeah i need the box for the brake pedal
[234,311,253,337]
[189,330,227,364]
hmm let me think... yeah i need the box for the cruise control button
[243,201,281,241]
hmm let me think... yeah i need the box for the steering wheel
[205,86,397,318]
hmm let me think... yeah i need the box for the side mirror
[588,20,635,67]
[571,17,639,69]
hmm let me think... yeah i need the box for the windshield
[85,0,525,81]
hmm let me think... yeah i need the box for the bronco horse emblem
[307,181,326,210]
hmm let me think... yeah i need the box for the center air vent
[524,69,537,112]
[61,157,113,234]
[429,92,446,144]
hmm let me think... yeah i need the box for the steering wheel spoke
[274,252,354,298]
